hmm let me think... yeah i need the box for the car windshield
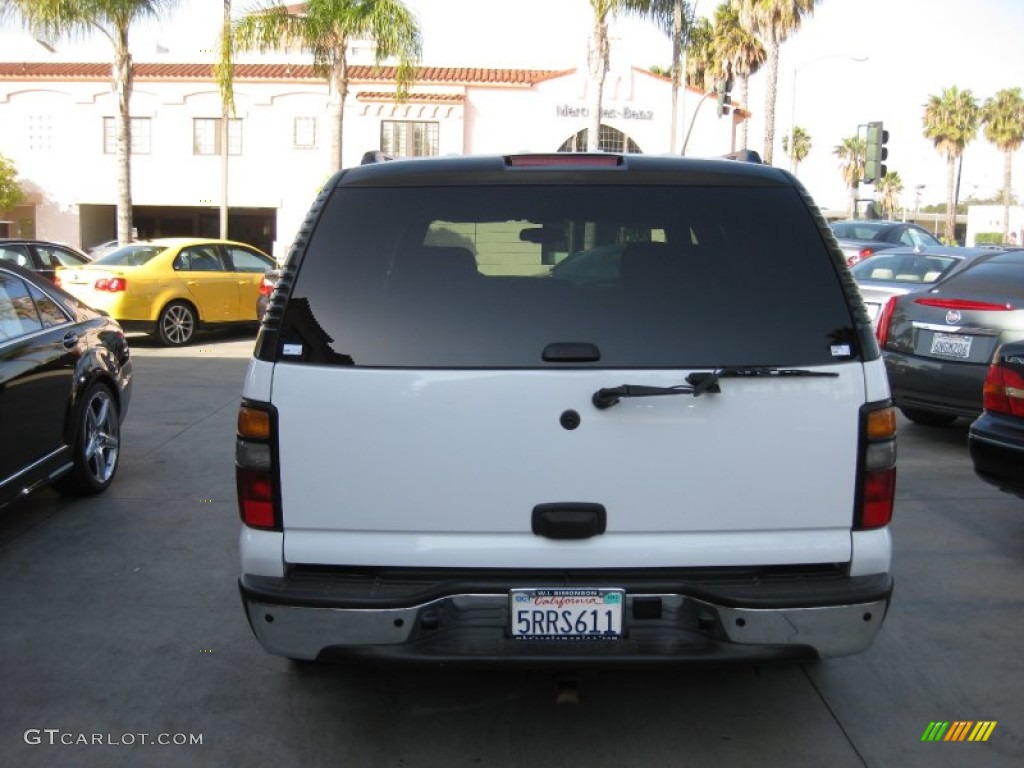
[92,245,167,266]
[851,252,958,284]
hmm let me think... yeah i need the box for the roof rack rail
[360,151,395,165]
[721,149,762,164]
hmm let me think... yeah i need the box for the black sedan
[0,261,132,510]
[830,220,942,266]
[0,238,90,283]
[969,341,1024,499]
[876,249,1024,426]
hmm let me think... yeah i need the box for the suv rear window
[278,184,855,368]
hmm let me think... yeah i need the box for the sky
[3,0,1023,213]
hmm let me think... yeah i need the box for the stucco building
[0,55,745,260]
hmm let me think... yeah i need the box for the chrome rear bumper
[240,573,892,664]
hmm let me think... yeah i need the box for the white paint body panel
[255,362,874,570]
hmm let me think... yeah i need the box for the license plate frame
[509,588,624,640]
[929,332,972,359]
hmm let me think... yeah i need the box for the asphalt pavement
[0,328,1022,768]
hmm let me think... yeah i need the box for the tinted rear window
[932,251,1024,300]
[831,222,885,239]
[278,185,855,368]
[93,245,165,266]
[851,252,958,284]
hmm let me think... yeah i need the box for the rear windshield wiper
[592,367,840,410]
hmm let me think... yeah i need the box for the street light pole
[787,54,868,174]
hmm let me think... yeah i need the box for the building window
[28,115,52,152]
[103,117,152,155]
[558,125,642,154]
[193,118,242,156]
[293,117,317,149]
[380,121,439,158]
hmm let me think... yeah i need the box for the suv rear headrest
[389,246,479,289]
[619,242,687,287]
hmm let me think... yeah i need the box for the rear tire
[54,382,121,496]
[899,407,958,427]
[157,301,197,346]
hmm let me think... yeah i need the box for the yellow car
[55,238,275,346]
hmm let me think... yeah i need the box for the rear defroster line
[591,367,840,410]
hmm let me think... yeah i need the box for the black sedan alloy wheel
[55,382,121,495]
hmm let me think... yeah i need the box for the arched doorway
[558,125,642,154]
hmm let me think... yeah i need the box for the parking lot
[1,329,1022,768]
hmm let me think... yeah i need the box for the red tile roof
[0,62,573,86]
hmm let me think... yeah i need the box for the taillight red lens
[95,277,127,292]
[237,468,275,528]
[859,248,873,261]
[875,296,897,346]
[861,469,896,528]
[258,278,274,296]
[53,275,62,287]
[913,297,1012,311]
[982,364,1024,417]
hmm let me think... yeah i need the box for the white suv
[236,153,896,664]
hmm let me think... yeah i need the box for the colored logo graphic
[921,721,997,742]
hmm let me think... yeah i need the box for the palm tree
[733,0,819,165]
[214,0,234,239]
[981,87,1024,242]
[234,0,421,170]
[712,2,765,151]
[585,1,656,151]
[875,170,904,220]
[923,86,980,243]
[781,125,810,174]
[1,0,179,245]
[834,135,865,219]
[684,15,715,91]
[649,1,695,153]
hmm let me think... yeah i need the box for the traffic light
[715,77,733,117]
[864,121,889,183]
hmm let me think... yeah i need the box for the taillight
[982,363,1024,417]
[875,296,897,346]
[95,277,127,292]
[856,404,897,529]
[236,402,279,530]
[237,469,275,528]
[913,297,1012,311]
[53,274,62,287]
[258,277,274,297]
[859,248,873,262]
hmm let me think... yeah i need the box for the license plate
[509,588,623,639]
[930,332,972,359]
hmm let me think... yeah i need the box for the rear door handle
[532,503,607,539]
